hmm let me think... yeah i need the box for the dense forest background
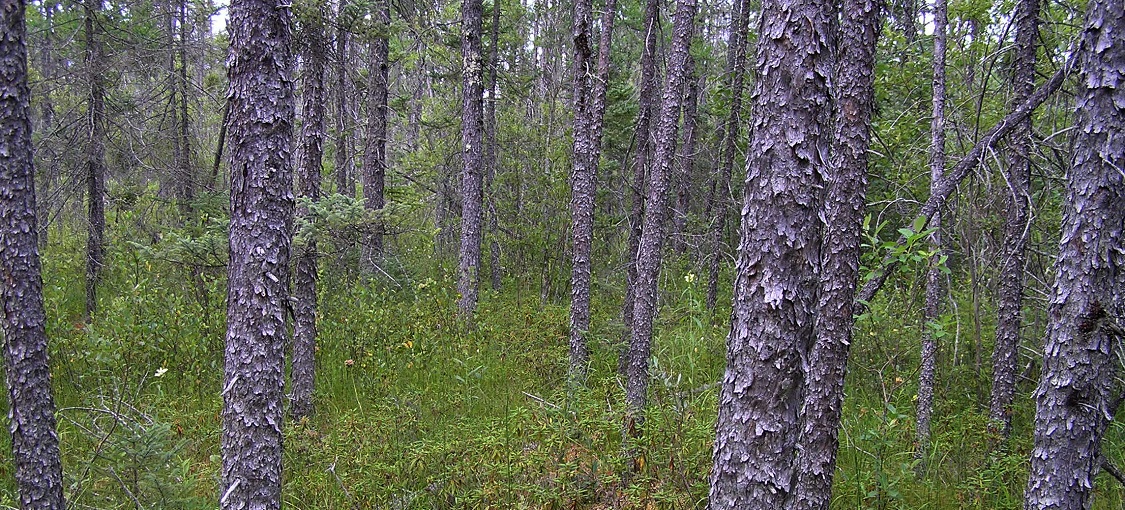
[0,0,1121,506]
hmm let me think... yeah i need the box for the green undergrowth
[0,232,1119,508]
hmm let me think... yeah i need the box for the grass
[0,225,1120,509]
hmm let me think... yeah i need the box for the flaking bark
[457,0,486,320]
[1024,0,1125,505]
[362,0,390,266]
[708,0,835,503]
[791,0,881,506]
[220,0,295,506]
[291,10,327,422]
[0,1,67,505]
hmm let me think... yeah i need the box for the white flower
[153,367,169,378]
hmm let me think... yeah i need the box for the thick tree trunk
[916,0,948,471]
[84,0,106,321]
[567,0,618,385]
[0,4,67,506]
[290,12,327,422]
[221,0,294,506]
[362,0,390,267]
[790,0,881,507]
[458,0,485,319]
[621,0,661,362]
[334,0,352,196]
[705,0,751,311]
[1024,0,1125,505]
[707,0,834,503]
[624,0,698,430]
[989,0,1038,438]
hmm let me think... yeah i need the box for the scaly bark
[221,0,295,506]
[1024,0,1125,505]
[624,0,698,429]
[362,0,390,266]
[708,0,834,502]
[457,0,486,319]
[334,0,352,196]
[791,0,881,506]
[290,9,327,422]
[0,2,67,506]
[989,0,1039,438]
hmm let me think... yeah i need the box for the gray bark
[672,58,700,257]
[1024,0,1125,505]
[917,0,948,470]
[624,0,698,427]
[707,0,834,503]
[853,64,1069,313]
[334,0,352,196]
[485,0,502,291]
[176,0,193,212]
[291,10,327,422]
[989,0,1039,438]
[221,0,295,505]
[362,0,391,266]
[705,0,752,311]
[84,0,106,321]
[621,0,661,362]
[457,0,485,319]
[791,0,881,506]
[0,2,67,506]
[568,0,617,385]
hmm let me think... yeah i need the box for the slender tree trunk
[0,3,67,506]
[672,59,700,257]
[84,0,106,322]
[791,0,881,507]
[362,0,390,267]
[707,0,834,503]
[36,2,55,249]
[567,0,618,386]
[485,0,502,290]
[916,0,947,470]
[853,65,1068,312]
[705,0,751,311]
[458,0,485,319]
[334,0,352,196]
[624,0,698,433]
[221,0,294,506]
[177,0,194,213]
[989,0,1038,438]
[1024,0,1125,505]
[621,0,661,364]
[291,10,327,422]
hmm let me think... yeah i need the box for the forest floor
[0,231,1122,509]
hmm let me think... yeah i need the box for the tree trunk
[485,0,502,290]
[624,0,697,431]
[1024,0,1125,505]
[334,0,352,196]
[362,0,390,267]
[457,0,485,320]
[177,0,194,213]
[84,0,106,322]
[567,0,618,386]
[989,0,1038,438]
[621,0,661,364]
[290,10,327,423]
[705,0,751,311]
[853,65,1068,312]
[916,0,947,470]
[0,3,67,506]
[790,0,881,506]
[221,0,294,506]
[672,58,700,257]
[707,0,834,503]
